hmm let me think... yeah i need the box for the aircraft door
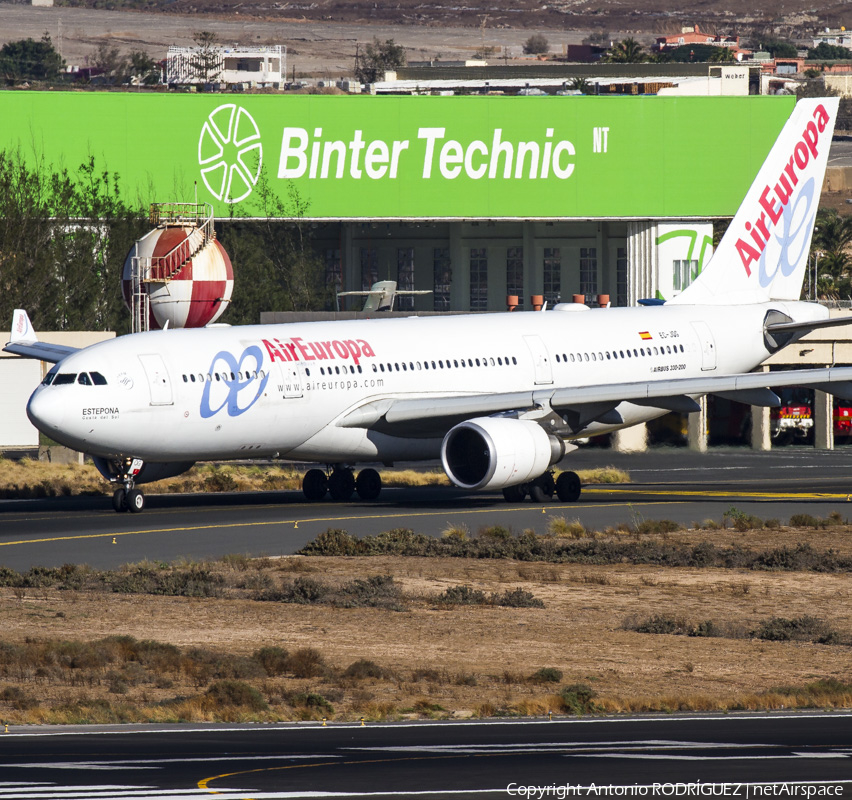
[523,335,554,385]
[275,362,303,399]
[138,353,173,405]
[690,321,717,371]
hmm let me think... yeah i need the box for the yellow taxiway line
[0,500,686,548]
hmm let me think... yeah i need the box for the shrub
[530,667,563,683]
[336,575,405,610]
[205,680,268,711]
[724,507,764,531]
[287,647,328,679]
[298,528,359,556]
[753,616,840,644]
[492,588,544,608]
[435,585,487,606]
[560,684,596,715]
[628,615,693,635]
[254,647,289,676]
[344,659,389,680]
[0,685,38,710]
[290,691,334,712]
[635,519,682,535]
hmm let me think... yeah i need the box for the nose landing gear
[108,458,146,513]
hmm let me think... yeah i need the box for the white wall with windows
[312,219,709,313]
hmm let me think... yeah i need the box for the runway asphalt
[2,447,852,570]
[1,713,850,798]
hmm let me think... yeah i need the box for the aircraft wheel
[328,469,355,502]
[502,484,526,502]
[528,473,554,503]
[556,471,582,503]
[126,489,145,513]
[111,488,128,513]
[355,468,382,501]
[302,469,328,502]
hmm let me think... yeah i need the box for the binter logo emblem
[198,104,263,204]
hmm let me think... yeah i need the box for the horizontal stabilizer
[4,309,79,364]
[766,316,852,334]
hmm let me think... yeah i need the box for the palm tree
[709,46,736,62]
[812,208,852,297]
[603,37,647,63]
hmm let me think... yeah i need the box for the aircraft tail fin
[668,98,839,306]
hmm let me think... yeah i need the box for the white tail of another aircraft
[669,97,839,306]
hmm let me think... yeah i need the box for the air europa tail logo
[262,336,376,366]
[735,103,831,278]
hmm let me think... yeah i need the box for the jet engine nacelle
[441,417,565,491]
[92,457,196,486]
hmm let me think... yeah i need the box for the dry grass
[0,458,630,498]
[0,526,851,724]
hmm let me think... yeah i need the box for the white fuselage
[25,300,826,465]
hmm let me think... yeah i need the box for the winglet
[10,309,37,344]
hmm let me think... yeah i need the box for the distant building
[655,24,749,60]
[166,45,286,88]
[812,28,852,49]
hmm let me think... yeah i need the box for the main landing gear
[302,466,383,503]
[502,470,582,504]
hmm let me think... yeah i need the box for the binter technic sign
[0,92,794,219]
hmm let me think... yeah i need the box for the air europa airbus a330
[7,98,852,513]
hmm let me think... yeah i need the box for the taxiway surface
[2,448,852,570]
[1,713,850,798]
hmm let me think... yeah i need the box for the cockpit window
[53,373,76,385]
[90,372,107,385]
[77,373,92,386]
[42,370,57,386]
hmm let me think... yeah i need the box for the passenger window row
[371,356,518,373]
[181,371,266,384]
[554,343,686,363]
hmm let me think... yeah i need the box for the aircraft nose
[27,388,66,435]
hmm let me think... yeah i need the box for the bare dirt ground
[0,4,587,77]
[1,523,851,721]
[1,0,846,80]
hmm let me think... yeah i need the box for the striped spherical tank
[122,226,234,329]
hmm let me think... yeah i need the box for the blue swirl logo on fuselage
[200,346,269,418]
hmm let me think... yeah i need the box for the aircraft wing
[337,366,852,437]
[3,309,79,364]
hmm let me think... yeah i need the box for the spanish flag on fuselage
[639,331,652,341]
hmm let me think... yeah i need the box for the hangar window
[360,247,378,291]
[507,246,524,309]
[397,248,415,311]
[616,247,628,308]
[470,248,488,312]
[543,247,561,306]
[579,247,598,304]
[673,259,699,293]
[324,248,342,294]
[434,248,452,311]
